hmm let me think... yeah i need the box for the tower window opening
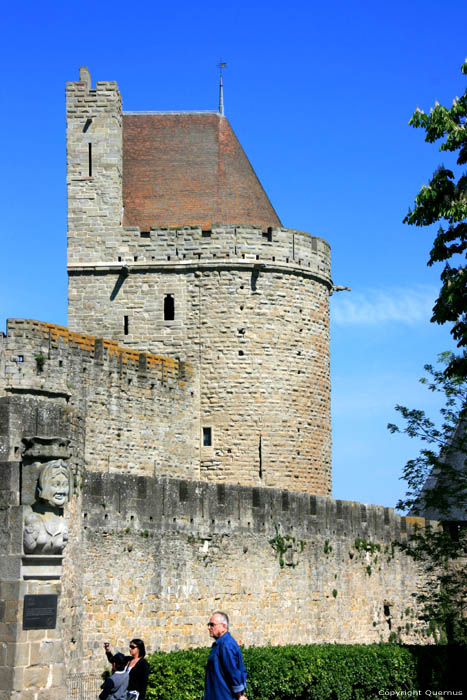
[124,315,129,335]
[88,143,92,176]
[164,294,175,321]
[384,604,392,630]
[202,230,212,238]
[140,231,150,238]
[203,427,212,447]
[263,230,273,242]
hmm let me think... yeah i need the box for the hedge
[145,643,464,700]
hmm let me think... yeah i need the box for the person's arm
[104,643,114,664]
[99,677,114,700]
[218,642,247,697]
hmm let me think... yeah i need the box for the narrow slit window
[124,315,129,335]
[164,294,175,321]
[88,143,92,176]
[203,427,212,447]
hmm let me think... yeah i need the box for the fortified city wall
[76,472,427,670]
[0,67,435,699]
[0,321,428,688]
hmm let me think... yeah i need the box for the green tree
[388,353,467,644]
[404,60,467,378]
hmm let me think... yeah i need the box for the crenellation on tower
[67,225,331,276]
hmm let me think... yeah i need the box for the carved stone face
[38,462,71,507]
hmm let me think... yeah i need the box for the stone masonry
[0,68,435,699]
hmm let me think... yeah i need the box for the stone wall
[0,317,431,695]
[75,472,427,673]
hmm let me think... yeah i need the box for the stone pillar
[0,396,73,699]
[0,579,65,700]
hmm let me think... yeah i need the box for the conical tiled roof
[122,112,281,230]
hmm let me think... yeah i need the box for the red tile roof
[122,112,281,230]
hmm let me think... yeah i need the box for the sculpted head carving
[37,460,72,508]
[23,460,72,555]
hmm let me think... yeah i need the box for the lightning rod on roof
[218,61,227,116]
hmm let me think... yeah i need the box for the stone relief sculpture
[23,460,72,554]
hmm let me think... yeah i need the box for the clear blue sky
[1,0,465,509]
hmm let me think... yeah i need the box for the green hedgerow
[145,644,424,700]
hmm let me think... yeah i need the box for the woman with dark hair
[104,638,150,700]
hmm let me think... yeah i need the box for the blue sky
[1,0,465,509]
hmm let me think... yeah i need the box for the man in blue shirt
[204,611,248,700]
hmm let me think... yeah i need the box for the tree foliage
[388,353,467,644]
[403,60,467,378]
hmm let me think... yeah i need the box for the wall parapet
[82,472,422,543]
[68,225,331,283]
[1,319,192,397]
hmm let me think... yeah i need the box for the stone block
[38,689,64,700]
[11,665,24,691]
[10,690,35,700]
[6,641,30,667]
[23,664,49,689]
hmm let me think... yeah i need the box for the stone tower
[66,67,332,495]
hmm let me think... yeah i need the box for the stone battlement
[68,225,331,282]
[66,76,121,114]
[2,319,188,390]
[84,471,422,542]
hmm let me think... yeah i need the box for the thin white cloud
[331,285,437,325]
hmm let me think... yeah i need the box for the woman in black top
[104,638,150,700]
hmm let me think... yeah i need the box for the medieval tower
[0,67,428,699]
[66,66,332,495]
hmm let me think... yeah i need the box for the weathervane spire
[218,61,226,116]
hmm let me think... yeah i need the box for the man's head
[207,611,229,639]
